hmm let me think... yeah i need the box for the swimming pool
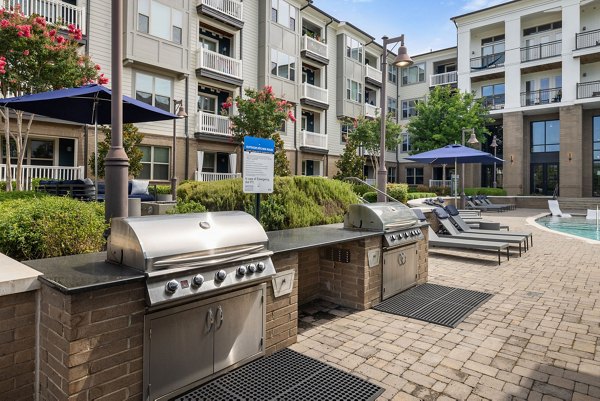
[536,215,600,242]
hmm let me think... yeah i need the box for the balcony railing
[0,164,83,191]
[197,48,243,80]
[520,40,561,62]
[576,29,600,50]
[577,81,600,99]
[302,130,327,150]
[301,83,328,104]
[364,103,380,118]
[430,71,458,87]
[470,52,504,70]
[198,0,243,21]
[482,94,505,110]
[196,111,233,136]
[429,179,452,188]
[6,0,86,33]
[520,87,562,107]
[195,171,241,182]
[365,65,382,84]
[301,35,328,60]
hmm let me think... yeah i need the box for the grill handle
[152,245,265,269]
[206,308,214,332]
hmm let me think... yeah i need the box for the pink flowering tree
[223,86,294,176]
[0,6,106,190]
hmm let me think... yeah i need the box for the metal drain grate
[173,348,383,401]
[373,283,493,328]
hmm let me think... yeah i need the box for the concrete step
[556,198,600,211]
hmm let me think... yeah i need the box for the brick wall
[417,229,429,285]
[0,291,37,401]
[39,282,145,401]
[297,249,319,303]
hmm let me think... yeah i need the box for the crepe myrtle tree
[0,5,107,191]
[88,124,144,179]
[222,86,294,176]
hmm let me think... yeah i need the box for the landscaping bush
[350,183,372,196]
[0,197,107,261]
[465,187,507,196]
[166,200,207,215]
[387,183,409,203]
[407,192,437,201]
[0,190,48,202]
[362,191,377,203]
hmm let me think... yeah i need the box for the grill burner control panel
[384,227,424,248]
[146,257,275,306]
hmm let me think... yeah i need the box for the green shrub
[363,191,377,203]
[350,183,372,196]
[0,181,16,191]
[155,185,172,195]
[407,192,437,200]
[0,197,107,261]
[166,200,207,214]
[465,187,507,196]
[0,190,48,202]
[387,183,409,203]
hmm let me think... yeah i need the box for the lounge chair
[478,195,514,210]
[433,208,526,256]
[445,205,532,247]
[548,200,572,217]
[586,209,599,220]
[467,198,504,212]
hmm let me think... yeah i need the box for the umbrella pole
[94,117,98,201]
[454,159,458,207]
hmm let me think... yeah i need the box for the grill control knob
[215,270,227,282]
[237,266,247,276]
[404,232,409,238]
[247,263,256,274]
[256,262,266,272]
[192,274,204,287]
[165,280,179,294]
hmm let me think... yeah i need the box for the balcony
[300,83,329,110]
[7,0,86,34]
[195,111,233,137]
[482,94,505,110]
[576,81,600,99]
[301,35,329,65]
[196,48,243,86]
[521,40,561,62]
[520,87,562,107]
[365,65,382,87]
[195,172,241,181]
[364,103,380,118]
[0,164,83,191]
[197,0,243,29]
[302,130,328,151]
[430,71,458,87]
[576,29,600,50]
[470,52,504,71]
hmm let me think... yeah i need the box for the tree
[347,115,403,172]
[224,86,294,176]
[334,136,364,180]
[406,85,494,153]
[88,124,144,179]
[0,6,105,190]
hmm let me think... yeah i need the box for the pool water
[536,215,600,242]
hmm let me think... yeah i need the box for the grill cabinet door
[382,244,418,300]
[213,286,265,373]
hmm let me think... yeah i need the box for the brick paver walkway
[290,209,600,401]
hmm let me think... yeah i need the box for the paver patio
[290,209,600,401]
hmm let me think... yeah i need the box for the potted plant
[155,185,173,202]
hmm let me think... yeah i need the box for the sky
[312,0,513,56]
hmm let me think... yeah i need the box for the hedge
[465,187,507,196]
[407,192,437,201]
[0,197,107,261]
[0,190,48,202]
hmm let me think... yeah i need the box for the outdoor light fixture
[377,34,413,201]
[568,152,573,161]
[490,135,498,188]
[460,128,479,208]
[510,155,514,164]
[171,99,188,199]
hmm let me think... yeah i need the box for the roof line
[451,0,522,21]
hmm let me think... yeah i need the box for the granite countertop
[24,252,144,294]
[267,223,382,254]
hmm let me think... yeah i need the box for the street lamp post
[171,99,188,200]
[490,135,498,188]
[377,35,413,202]
[461,127,479,208]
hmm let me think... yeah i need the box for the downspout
[184,75,190,179]
[324,18,333,178]
[294,103,298,175]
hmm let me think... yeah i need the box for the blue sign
[244,136,275,154]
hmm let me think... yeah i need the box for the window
[594,116,600,162]
[387,167,397,183]
[138,146,170,180]
[271,49,296,81]
[481,83,505,108]
[302,160,322,176]
[271,0,297,30]
[401,133,411,153]
[30,140,54,166]
[523,21,561,36]
[138,0,183,44]
[531,120,560,153]
[135,72,172,112]
[406,167,424,185]
[387,97,397,117]
[593,116,600,197]
[388,65,398,84]
[198,94,217,114]
[346,79,362,103]
[341,122,355,143]
[481,35,505,67]
[401,99,419,119]
[345,36,363,63]
[401,63,425,85]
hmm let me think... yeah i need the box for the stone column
[502,111,525,195]
[559,105,583,197]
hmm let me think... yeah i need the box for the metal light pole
[377,35,413,202]
[460,128,479,208]
[490,135,498,188]
[171,99,188,200]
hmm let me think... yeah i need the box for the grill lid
[106,211,269,272]
[344,202,418,231]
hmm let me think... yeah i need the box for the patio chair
[548,200,572,217]
[445,205,532,247]
[585,209,599,220]
[478,195,514,210]
[468,197,505,212]
[433,208,526,256]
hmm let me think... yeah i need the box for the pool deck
[291,209,600,401]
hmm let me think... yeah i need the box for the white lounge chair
[548,200,572,217]
[585,209,599,220]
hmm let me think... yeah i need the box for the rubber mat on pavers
[373,283,493,328]
[173,348,384,401]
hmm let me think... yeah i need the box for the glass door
[531,163,559,195]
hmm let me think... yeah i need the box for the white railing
[430,71,458,87]
[429,179,452,188]
[0,164,83,190]
[199,0,243,21]
[197,48,243,80]
[196,111,233,136]
[301,35,328,60]
[365,178,376,186]
[301,83,328,104]
[364,103,380,118]
[365,65,382,84]
[194,171,241,182]
[302,130,327,150]
[6,0,86,34]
